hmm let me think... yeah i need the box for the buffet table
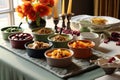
[0,15,120,80]
[1,38,120,80]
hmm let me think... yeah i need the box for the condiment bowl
[48,34,73,48]
[8,33,33,49]
[1,26,23,40]
[68,40,95,59]
[45,48,74,67]
[32,28,54,42]
[25,41,53,58]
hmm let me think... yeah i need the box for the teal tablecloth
[0,46,106,80]
[0,46,63,80]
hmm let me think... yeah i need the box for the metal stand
[61,14,66,28]
[66,13,74,30]
[60,14,66,34]
[53,18,59,33]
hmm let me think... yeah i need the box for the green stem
[26,17,28,24]
[36,0,39,2]
[36,17,41,27]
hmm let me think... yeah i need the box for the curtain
[94,0,120,18]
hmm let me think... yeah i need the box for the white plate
[83,16,120,25]
[71,15,92,22]
[71,15,92,30]
[72,15,120,31]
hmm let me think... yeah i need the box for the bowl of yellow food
[25,41,53,58]
[45,48,74,67]
[48,34,73,48]
[68,40,95,59]
[32,27,54,42]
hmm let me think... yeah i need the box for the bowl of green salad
[1,26,23,40]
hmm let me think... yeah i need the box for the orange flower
[39,0,50,5]
[22,0,35,2]
[16,0,54,25]
[16,5,25,18]
[22,2,33,15]
[39,0,54,7]
[34,4,52,17]
[49,0,54,7]
[27,9,37,21]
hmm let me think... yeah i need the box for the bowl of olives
[8,33,33,49]
[1,26,23,40]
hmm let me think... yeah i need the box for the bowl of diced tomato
[68,40,95,59]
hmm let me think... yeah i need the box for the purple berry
[109,37,119,41]
[111,32,120,38]
[108,57,116,63]
[104,39,110,43]
[116,41,120,46]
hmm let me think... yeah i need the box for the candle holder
[53,18,59,33]
[59,14,66,34]
[66,13,74,30]
[61,14,66,28]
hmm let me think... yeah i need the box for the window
[0,0,28,28]
[0,0,61,29]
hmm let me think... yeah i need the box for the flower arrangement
[16,0,54,27]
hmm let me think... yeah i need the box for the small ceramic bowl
[102,67,116,74]
[1,26,23,40]
[68,40,95,59]
[32,28,54,42]
[48,34,73,48]
[45,48,74,67]
[25,41,53,58]
[8,33,33,49]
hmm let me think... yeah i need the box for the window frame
[0,0,15,25]
[0,0,61,26]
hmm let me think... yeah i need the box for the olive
[10,33,32,41]
[15,34,19,37]
[23,33,27,37]
[11,36,16,40]
[13,38,18,40]
[19,38,23,40]
[25,36,31,40]
[18,33,23,37]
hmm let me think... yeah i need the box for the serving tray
[0,40,108,79]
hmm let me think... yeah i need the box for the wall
[65,0,94,16]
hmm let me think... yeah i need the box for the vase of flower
[16,0,54,30]
[28,18,46,30]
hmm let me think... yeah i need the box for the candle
[53,0,59,18]
[62,0,65,15]
[67,0,72,14]
[55,0,59,6]
[53,6,59,18]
